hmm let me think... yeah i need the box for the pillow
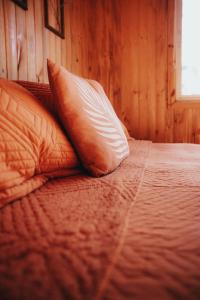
[16,80,131,139]
[0,78,80,208]
[120,121,131,139]
[15,80,56,116]
[47,59,129,176]
[88,79,131,140]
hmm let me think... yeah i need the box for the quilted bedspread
[0,139,200,300]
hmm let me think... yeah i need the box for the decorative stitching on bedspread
[95,140,151,300]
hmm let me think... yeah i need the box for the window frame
[175,0,200,101]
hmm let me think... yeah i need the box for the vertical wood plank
[48,31,56,64]
[43,26,50,82]
[167,0,176,142]
[155,0,168,141]
[109,0,122,118]
[138,0,149,139]
[55,36,61,66]
[70,0,83,76]
[3,0,18,79]
[63,1,71,69]
[34,0,44,82]
[121,0,139,138]
[15,5,27,80]
[26,0,36,81]
[0,0,7,78]
[146,0,156,140]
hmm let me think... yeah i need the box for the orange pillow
[15,80,56,116]
[47,59,129,176]
[0,78,80,208]
[88,79,131,140]
[16,80,131,139]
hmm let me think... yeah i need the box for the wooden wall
[0,0,91,82]
[120,0,168,141]
[1,0,200,143]
[0,0,63,82]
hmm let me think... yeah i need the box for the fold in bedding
[0,140,200,300]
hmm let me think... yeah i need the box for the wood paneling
[120,0,168,141]
[0,0,84,82]
[0,0,7,78]
[1,0,200,143]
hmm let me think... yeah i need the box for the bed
[0,138,200,300]
[0,80,200,300]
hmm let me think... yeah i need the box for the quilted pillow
[47,59,129,176]
[0,78,80,208]
[15,80,56,116]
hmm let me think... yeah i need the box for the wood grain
[0,0,7,78]
[34,0,44,82]
[16,4,27,80]
[3,0,18,80]
[1,0,200,143]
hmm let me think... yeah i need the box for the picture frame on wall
[11,0,28,10]
[44,0,65,39]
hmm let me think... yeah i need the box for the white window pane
[181,0,200,96]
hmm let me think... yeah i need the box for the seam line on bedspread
[94,140,151,300]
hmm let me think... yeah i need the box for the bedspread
[0,139,200,300]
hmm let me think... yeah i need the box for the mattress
[0,139,200,300]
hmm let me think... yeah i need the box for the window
[176,0,200,99]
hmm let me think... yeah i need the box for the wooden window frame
[175,0,200,101]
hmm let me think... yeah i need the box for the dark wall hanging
[11,0,28,10]
[44,0,65,39]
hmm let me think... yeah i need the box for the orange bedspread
[0,139,200,300]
